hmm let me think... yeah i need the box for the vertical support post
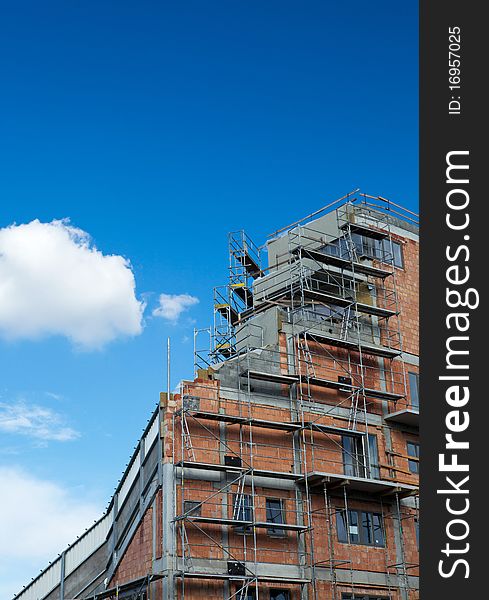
[139,438,145,514]
[161,336,175,600]
[161,462,175,600]
[59,550,66,600]
[167,337,171,408]
[323,485,338,600]
[108,493,119,576]
[394,493,410,600]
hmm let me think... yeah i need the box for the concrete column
[59,551,66,600]
[161,462,175,600]
[108,493,119,573]
[139,438,145,513]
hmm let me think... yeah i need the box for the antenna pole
[167,337,171,403]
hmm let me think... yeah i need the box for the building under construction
[14,191,419,600]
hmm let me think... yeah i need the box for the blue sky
[0,1,418,597]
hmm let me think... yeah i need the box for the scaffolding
[209,231,263,366]
[289,195,418,600]
[173,367,312,600]
[173,373,418,599]
[182,193,419,600]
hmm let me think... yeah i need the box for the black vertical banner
[421,1,485,597]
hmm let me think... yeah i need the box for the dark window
[352,232,377,259]
[353,233,403,267]
[361,511,373,545]
[266,498,286,536]
[408,372,419,409]
[342,595,390,600]
[270,591,290,600]
[321,235,403,268]
[183,500,201,517]
[367,434,380,479]
[233,493,253,531]
[391,241,403,267]
[233,493,253,521]
[380,239,404,268]
[349,510,360,544]
[372,513,384,546]
[337,509,359,544]
[322,237,349,259]
[337,506,348,542]
[342,435,365,478]
[337,509,385,547]
[392,241,403,268]
[407,441,419,474]
[342,435,379,479]
[322,234,379,262]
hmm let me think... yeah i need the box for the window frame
[367,433,380,479]
[380,238,404,268]
[232,493,253,533]
[407,441,420,474]
[342,435,366,478]
[320,234,404,269]
[342,434,379,479]
[337,509,385,547]
[408,371,420,409]
[265,497,286,537]
[390,240,404,268]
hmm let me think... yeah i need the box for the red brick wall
[395,235,419,356]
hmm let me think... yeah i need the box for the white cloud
[0,219,145,349]
[0,400,79,442]
[152,293,199,322]
[0,467,102,599]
